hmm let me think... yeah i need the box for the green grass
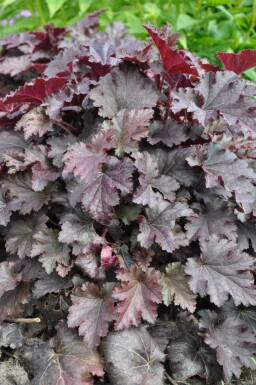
[0,0,256,79]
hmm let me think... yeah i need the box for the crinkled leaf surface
[15,107,54,140]
[185,201,237,241]
[102,326,165,385]
[105,108,153,155]
[63,130,113,182]
[133,151,180,206]
[185,235,256,306]
[187,143,256,213]
[31,228,71,275]
[0,261,21,298]
[22,321,104,385]
[0,185,21,225]
[172,71,256,136]
[58,210,101,245]
[113,266,162,330]
[0,282,31,323]
[138,197,194,252]
[2,173,57,214]
[68,282,116,349]
[148,119,188,147]
[160,262,196,312]
[5,212,48,259]
[32,270,72,299]
[199,310,256,383]
[89,63,159,118]
[0,131,28,162]
[81,157,134,223]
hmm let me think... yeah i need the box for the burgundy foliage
[0,12,256,385]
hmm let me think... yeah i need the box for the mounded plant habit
[0,11,256,385]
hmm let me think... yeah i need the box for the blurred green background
[0,0,256,79]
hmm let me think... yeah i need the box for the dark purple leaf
[199,310,256,383]
[185,235,256,306]
[102,326,165,385]
[138,197,194,252]
[89,63,159,118]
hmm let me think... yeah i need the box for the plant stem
[165,372,179,385]
[6,317,41,324]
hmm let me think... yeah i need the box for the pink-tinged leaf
[63,130,114,182]
[105,108,153,155]
[24,145,59,191]
[5,212,48,259]
[133,151,180,206]
[102,326,165,385]
[148,119,188,147]
[58,210,102,246]
[0,282,31,324]
[31,229,71,275]
[113,266,162,330]
[185,201,237,242]
[160,262,196,313]
[68,282,116,349]
[0,55,32,76]
[81,157,134,223]
[187,143,256,214]
[0,262,21,298]
[199,310,256,383]
[2,173,57,214]
[0,185,20,226]
[89,63,159,118]
[100,245,118,269]
[172,71,256,136]
[185,235,256,307]
[0,131,28,162]
[15,107,54,140]
[217,49,256,74]
[144,24,197,75]
[4,77,67,105]
[138,197,194,253]
[22,320,104,385]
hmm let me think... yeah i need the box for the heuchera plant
[0,10,256,385]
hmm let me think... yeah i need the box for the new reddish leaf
[113,266,162,330]
[4,77,67,105]
[217,49,256,74]
[68,282,116,349]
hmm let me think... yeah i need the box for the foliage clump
[0,11,256,385]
